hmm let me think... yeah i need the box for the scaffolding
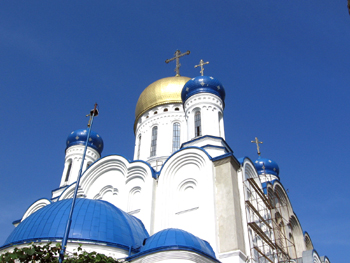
[244,177,296,263]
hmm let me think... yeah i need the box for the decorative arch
[155,148,215,245]
[79,157,128,196]
[273,183,293,217]
[128,186,142,212]
[289,214,304,258]
[21,198,51,222]
[58,184,85,200]
[93,185,118,200]
[177,179,198,213]
[304,232,314,250]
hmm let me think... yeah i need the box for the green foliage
[0,243,118,263]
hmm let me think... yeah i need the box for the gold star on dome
[217,86,220,90]
[75,136,79,140]
[200,81,205,86]
[89,138,92,141]
[186,87,189,92]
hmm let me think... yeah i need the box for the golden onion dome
[134,76,191,128]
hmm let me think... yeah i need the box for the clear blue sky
[0,1,349,262]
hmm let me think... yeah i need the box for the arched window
[137,134,141,159]
[65,160,72,182]
[195,111,201,137]
[172,123,180,152]
[150,126,158,157]
[218,112,223,137]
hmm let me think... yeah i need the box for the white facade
[0,74,330,263]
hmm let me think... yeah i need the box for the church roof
[2,199,149,251]
[181,76,226,104]
[66,129,104,155]
[129,228,217,261]
[254,157,280,177]
[134,76,190,129]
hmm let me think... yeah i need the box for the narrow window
[172,123,180,152]
[150,126,158,157]
[137,134,141,159]
[195,111,201,137]
[65,161,72,182]
[175,107,179,111]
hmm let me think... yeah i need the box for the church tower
[59,129,103,187]
[181,75,226,140]
[133,76,190,170]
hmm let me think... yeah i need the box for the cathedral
[0,53,330,263]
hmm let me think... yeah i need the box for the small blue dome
[66,129,104,155]
[133,228,216,260]
[2,199,149,251]
[254,157,280,177]
[181,76,226,104]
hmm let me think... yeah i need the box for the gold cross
[165,50,190,76]
[194,59,209,76]
[251,137,263,156]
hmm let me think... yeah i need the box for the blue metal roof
[66,129,104,154]
[2,199,149,251]
[181,76,226,105]
[129,228,218,261]
[253,157,280,177]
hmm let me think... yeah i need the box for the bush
[0,243,118,263]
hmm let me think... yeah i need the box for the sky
[0,1,349,262]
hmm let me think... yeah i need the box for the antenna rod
[59,103,99,263]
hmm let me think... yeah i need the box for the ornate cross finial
[165,50,190,76]
[86,103,99,127]
[251,137,263,156]
[194,59,209,76]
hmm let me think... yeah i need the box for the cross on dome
[251,137,263,156]
[165,50,190,76]
[194,59,209,76]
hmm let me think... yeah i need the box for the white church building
[0,58,330,263]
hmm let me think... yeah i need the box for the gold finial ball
[135,76,190,124]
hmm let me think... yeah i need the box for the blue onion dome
[2,199,149,252]
[66,129,103,155]
[137,228,217,260]
[181,76,226,105]
[254,157,280,177]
